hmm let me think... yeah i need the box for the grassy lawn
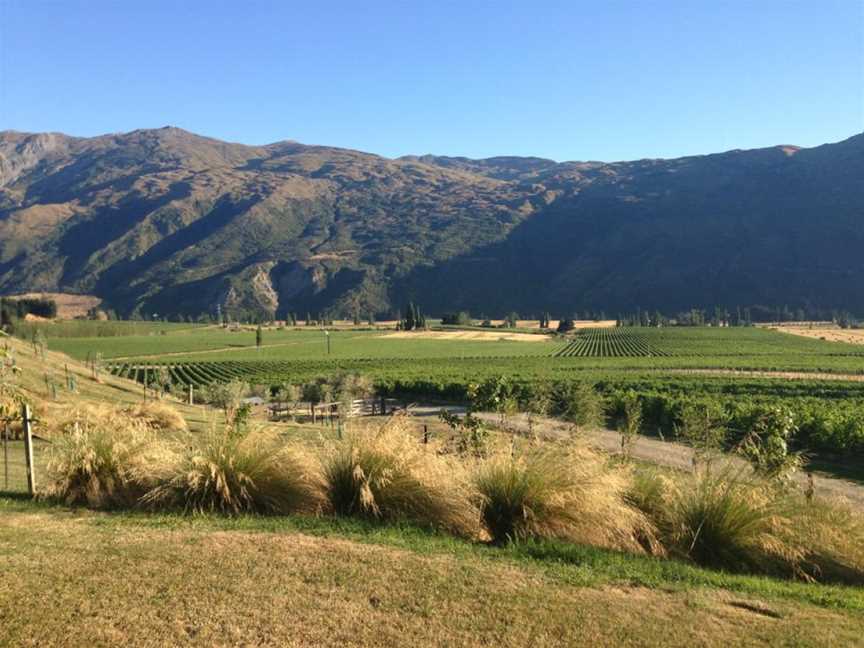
[1,496,862,647]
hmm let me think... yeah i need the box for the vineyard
[555,328,670,357]
[102,325,864,389]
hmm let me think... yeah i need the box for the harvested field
[770,325,864,346]
[505,319,616,329]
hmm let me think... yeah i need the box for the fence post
[188,383,194,405]
[22,404,35,496]
[3,421,8,490]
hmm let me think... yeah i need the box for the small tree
[618,392,642,460]
[526,379,553,439]
[467,375,522,430]
[255,324,263,348]
[557,318,575,333]
[736,406,802,480]
[156,366,172,398]
[202,380,250,424]
[675,404,726,469]
[32,329,47,360]
[556,382,603,435]
[439,410,490,457]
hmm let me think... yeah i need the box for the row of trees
[398,302,427,331]
[0,297,57,332]
[618,306,861,328]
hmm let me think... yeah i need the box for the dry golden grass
[767,323,864,345]
[0,332,209,432]
[122,400,188,432]
[41,404,155,508]
[140,425,325,515]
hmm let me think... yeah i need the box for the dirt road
[403,405,864,508]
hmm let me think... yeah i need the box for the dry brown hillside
[1,331,207,430]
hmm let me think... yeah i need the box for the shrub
[201,380,249,414]
[122,401,188,432]
[474,442,658,551]
[320,416,477,536]
[42,406,152,508]
[140,426,324,515]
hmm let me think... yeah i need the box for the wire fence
[1,406,44,495]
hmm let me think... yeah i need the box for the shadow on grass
[806,454,864,486]
[0,491,34,501]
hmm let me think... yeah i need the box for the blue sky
[0,0,861,161]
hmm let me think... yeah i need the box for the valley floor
[1,498,863,648]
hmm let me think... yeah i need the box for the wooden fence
[268,397,404,422]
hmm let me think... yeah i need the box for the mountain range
[1,127,862,319]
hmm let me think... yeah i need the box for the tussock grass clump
[321,416,478,536]
[43,405,152,508]
[123,401,188,432]
[474,442,658,551]
[140,425,324,516]
[629,464,864,583]
[787,496,864,584]
[668,466,805,574]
